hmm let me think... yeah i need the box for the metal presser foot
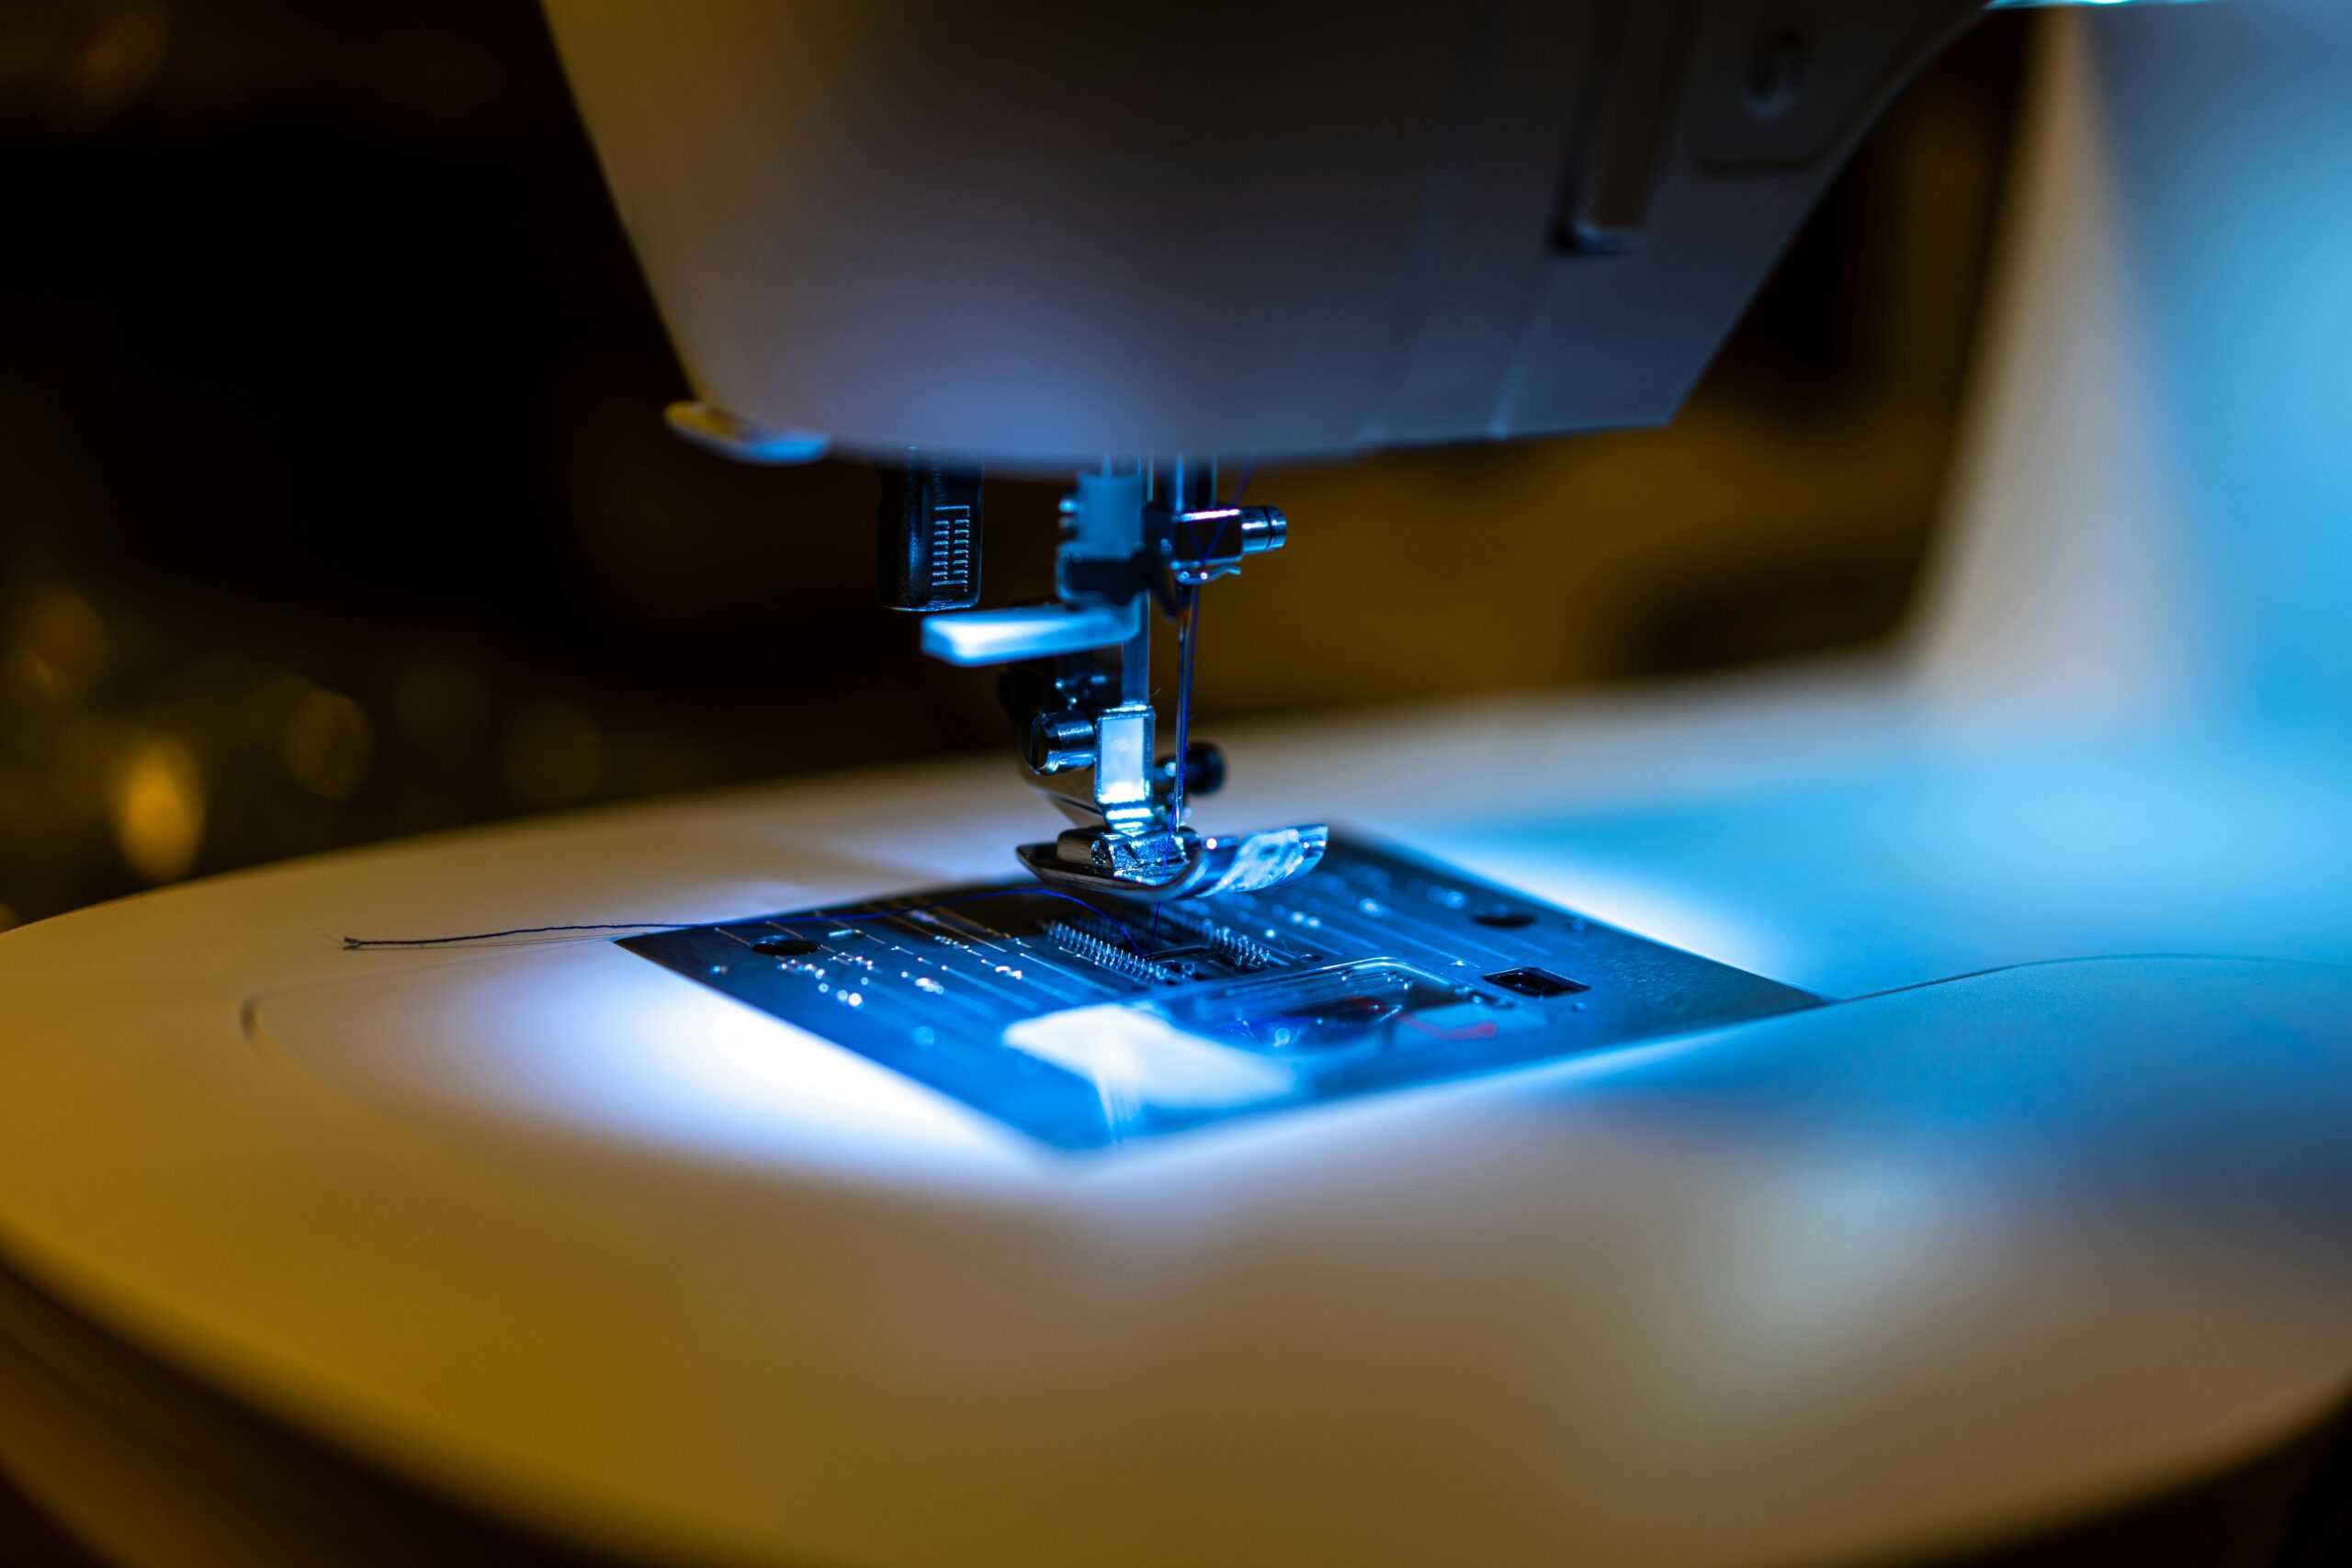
[876,452,1326,901]
[1017,822,1331,902]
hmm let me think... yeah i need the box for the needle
[1170,583,1202,826]
[1168,462,1250,829]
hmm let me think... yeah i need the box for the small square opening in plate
[1486,966,1591,999]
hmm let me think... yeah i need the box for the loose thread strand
[344,887,1153,957]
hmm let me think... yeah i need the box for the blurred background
[0,0,2027,930]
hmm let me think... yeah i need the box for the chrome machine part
[907,457,1325,900]
[1016,822,1333,904]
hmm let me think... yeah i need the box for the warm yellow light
[108,733,205,884]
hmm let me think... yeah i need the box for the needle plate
[622,836,1817,1150]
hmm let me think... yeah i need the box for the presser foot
[1016,822,1329,902]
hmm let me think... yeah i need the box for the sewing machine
[2,1,2349,1563]
[590,0,2013,906]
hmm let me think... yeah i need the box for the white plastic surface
[2,694,2351,1566]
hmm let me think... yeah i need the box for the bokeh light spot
[276,685,375,802]
[107,731,204,884]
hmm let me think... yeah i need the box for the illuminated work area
[1,0,2348,1563]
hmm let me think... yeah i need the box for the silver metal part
[1145,902,1286,973]
[1165,505,1287,585]
[1025,712,1097,775]
[1039,919,1188,986]
[902,455,1319,901]
[1090,704,1159,835]
[1018,824,1330,904]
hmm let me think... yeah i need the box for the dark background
[0,0,2028,931]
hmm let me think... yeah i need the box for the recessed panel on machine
[622,837,1817,1150]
